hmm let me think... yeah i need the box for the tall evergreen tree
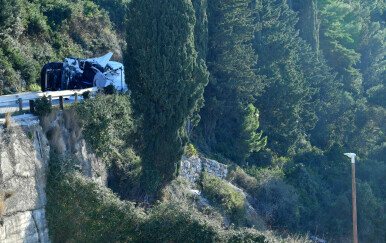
[253,0,320,155]
[292,0,321,56]
[198,0,265,163]
[125,0,208,198]
[319,1,363,95]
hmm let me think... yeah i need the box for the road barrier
[0,87,99,114]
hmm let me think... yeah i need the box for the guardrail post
[75,92,78,103]
[48,95,52,104]
[29,100,35,113]
[59,96,64,110]
[18,98,23,112]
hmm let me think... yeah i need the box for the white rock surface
[0,116,50,243]
[0,112,107,243]
[180,156,228,182]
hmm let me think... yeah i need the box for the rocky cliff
[0,113,107,243]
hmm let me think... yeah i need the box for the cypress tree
[125,0,208,198]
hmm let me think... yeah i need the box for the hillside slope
[0,0,127,94]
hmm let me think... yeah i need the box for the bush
[139,202,223,243]
[103,84,116,94]
[82,91,91,99]
[185,143,197,158]
[46,152,142,243]
[226,228,266,243]
[227,166,258,192]
[75,94,140,199]
[200,173,246,225]
[34,96,52,116]
[75,94,134,163]
[245,167,299,230]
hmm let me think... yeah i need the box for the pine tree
[292,0,321,56]
[253,0,320,155]
[198,0,265,163]
[125,0,208,197]
[319,1,363,95]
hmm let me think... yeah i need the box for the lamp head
[344,153,356,163]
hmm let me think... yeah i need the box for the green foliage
[319,1,362,94]
[81,91,91,99]
[125,0,209,196]
[185,143,197,158]
[200,173,246,225]
[46,152,276,243]
[75,94,134,165]
[46,152,142,243]
[235,165,299,230]
[33,96,52,116]
[91,0,130,31]
[198,0,265,163]
[139,201,222,243]
[216,104,267,164]
[253,0,320,156]
[75,94,141,199]
[0,0,124,91]
[103,84,116,95]
[226,229,266,243]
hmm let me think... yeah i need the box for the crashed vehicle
[41,52,127,92]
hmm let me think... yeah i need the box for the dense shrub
[74,94,141,199]
[33,96,52,116]
[45,151,309,243]
[230,166,299,230]
[75,94,134,164]
[81,90,91,99]
[103,84,116,94]
[226,228,266,243]
[139,202,223,243]
[227,166,258,192]
[185,143,197,158]
[200,173,246,225]
[46,152,142,243]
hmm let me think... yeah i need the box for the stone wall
[180,156,228,182]
[0,113,107,243]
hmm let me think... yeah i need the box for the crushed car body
[41,52,127,92]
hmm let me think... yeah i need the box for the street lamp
[344,152,358,243]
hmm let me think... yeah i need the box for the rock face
[180,156,228,182]
[0,115,50,243]
[0,113,107,243]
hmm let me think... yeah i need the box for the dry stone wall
[180,156,228,182]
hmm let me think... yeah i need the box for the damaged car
[41,52,127,92]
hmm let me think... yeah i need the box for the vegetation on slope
[4,0,383,242]
[0,0,126,94]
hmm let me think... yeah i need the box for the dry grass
[0,191,14,217]
[63,108,81,138]
[4,112,12,132]
[40,108,58,133]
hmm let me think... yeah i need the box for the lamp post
[344,153,358,243]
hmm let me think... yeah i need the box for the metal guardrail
[0,87,99,114]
